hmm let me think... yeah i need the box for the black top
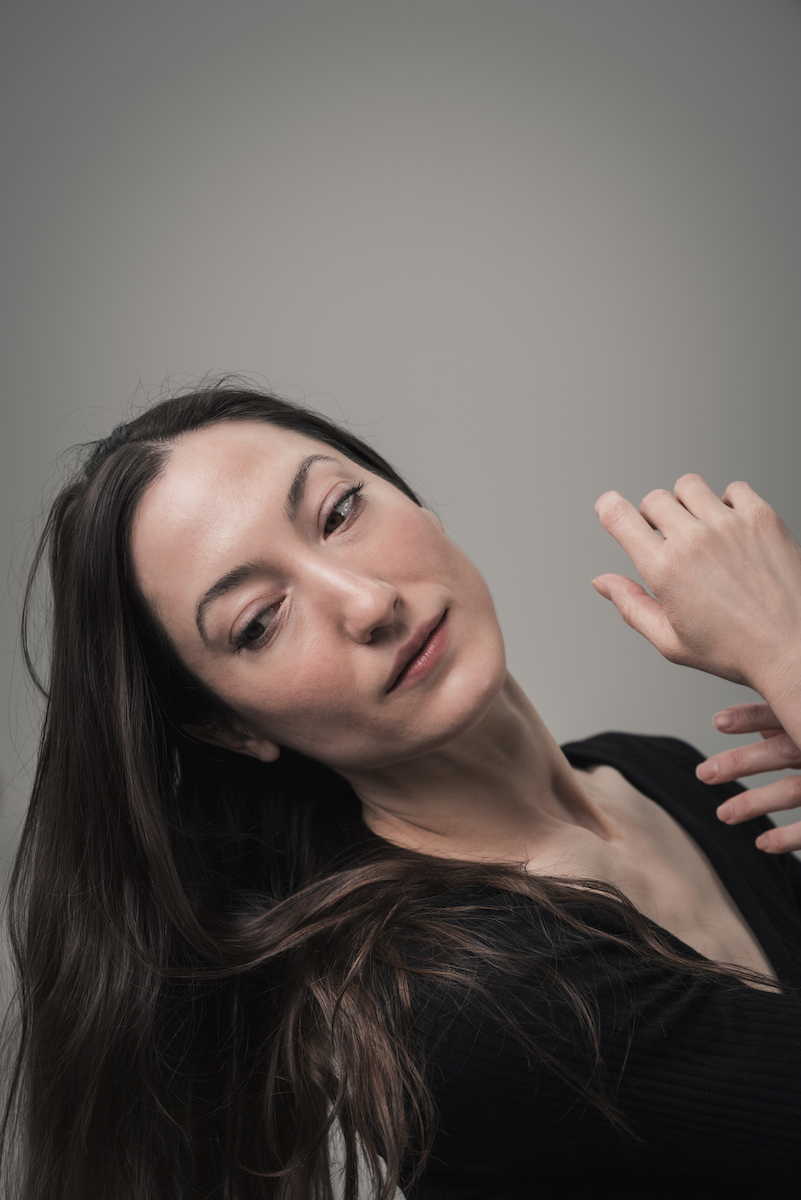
[405,733,801,1198]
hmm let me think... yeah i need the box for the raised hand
[696,702,801,854]
[593,475,801,696]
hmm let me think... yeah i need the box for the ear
[182,720,281,763]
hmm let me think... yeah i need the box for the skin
[131,427,778,979]
[593,473,801,854]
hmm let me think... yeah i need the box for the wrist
[749,652,801,745]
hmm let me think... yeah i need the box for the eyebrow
[284,454,335,523]
[194,452,337,643]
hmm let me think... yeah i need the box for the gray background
[3,0,801,883]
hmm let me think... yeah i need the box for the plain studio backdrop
[2,0,801,894]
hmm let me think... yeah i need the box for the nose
[307,560,399,643]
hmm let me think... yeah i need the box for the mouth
[386,610,450,694]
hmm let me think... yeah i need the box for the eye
[323,483,364,537]
[233,604,279,654]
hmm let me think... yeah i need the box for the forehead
[152,420,329,503]
[138,420,337,526]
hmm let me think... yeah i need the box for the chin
[314,662,505,773]
[377,630,508,769]
[440,640,507,735]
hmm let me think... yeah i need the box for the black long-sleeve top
[405,734,801,1198]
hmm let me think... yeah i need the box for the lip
[386,610,450,693]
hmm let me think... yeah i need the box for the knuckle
[749,502,781,533]
[602,496,630,526]
[674,472,703,488]
[725,747,748,776]
[725,481,756,502]
[739,793,761,820]
[786,776,801,805]
[742,702,769,726]
[640,488,671,508]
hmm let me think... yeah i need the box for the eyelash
[323,481,364,536]
[232,481,366,654]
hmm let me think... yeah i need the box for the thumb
[592,574,685,661]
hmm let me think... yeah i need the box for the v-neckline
[561,732,801,988]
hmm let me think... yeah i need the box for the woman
[5,383,801,1199]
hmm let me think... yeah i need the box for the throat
[356,676,615,864]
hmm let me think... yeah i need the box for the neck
[343,674,613,863]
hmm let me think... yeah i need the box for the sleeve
[409,896,801,1191]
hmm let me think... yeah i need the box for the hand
[593,475,801,697]
[696,702,801,854]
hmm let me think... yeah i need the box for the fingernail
[591,578,611,599]
[713,711,734,731]
[716,801,732,822]
[696,760,718,782]
[755,833,770,851]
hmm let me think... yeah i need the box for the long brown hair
[2,383,772,1199]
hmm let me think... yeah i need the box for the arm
[593,475,801,848]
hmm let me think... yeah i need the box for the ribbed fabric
[405,734,801,1198]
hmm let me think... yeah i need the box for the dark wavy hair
[1,384,772,1200]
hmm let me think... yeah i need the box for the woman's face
[132,421,506,772]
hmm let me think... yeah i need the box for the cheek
[389,508,466,583]
[214,640,369,755]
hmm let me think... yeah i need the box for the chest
[536,766,777,983]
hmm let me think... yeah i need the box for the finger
[638,488,696,537]
[672,473,726,522]
[712,702,781,735]
[720,479,765,511]
[594,491,663,570]
[717,775,801,826]
[696,732,801,784]
[755,820,801,855]
[591,575,685,661]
